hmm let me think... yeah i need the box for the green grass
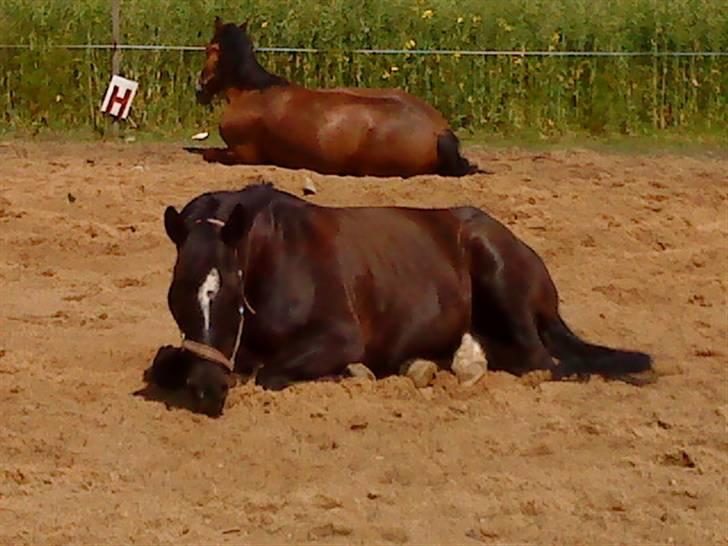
[463,128,728,158]
[0,0,726,138]
[3,125,724,162]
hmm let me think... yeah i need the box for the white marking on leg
[198,268,220,341]
[452,333,487,387]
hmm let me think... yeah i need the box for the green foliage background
[0,0,725,137]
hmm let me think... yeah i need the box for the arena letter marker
[101,75,139,119]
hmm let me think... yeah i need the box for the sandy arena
[0,141,725,544]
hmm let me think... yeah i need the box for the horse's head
[146,345,237,417]
[163,203,255,382]
[196,16,254,104]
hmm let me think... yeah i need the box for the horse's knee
[233,346,259,377]
[255,366,292,391]
[201,148,226,163]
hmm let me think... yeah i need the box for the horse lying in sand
[187,17,487,178]
[143,182,652,416]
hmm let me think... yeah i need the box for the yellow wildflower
[421,9,434,19]
[497,18,513,32]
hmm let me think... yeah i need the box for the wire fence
[0,43,726,57]
[1,0,725,135]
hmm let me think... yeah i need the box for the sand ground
[0,141,726,545]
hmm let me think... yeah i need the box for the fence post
[111,0,121,136]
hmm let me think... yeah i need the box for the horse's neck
[232,55,288,91]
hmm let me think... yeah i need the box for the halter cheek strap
[199,217,226,227]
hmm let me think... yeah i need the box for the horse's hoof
[457,365,485,388]
[345,363,375,381]
[402,359,438,388]
[452,333,487,387]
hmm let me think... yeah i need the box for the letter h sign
[101,75,139,119]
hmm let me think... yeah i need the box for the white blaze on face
[198,268,220,341]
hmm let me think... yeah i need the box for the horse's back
[243,85,448,176]
[319,86,448,123]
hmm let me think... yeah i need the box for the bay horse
[189,17,487,177]
[147,183,652,416]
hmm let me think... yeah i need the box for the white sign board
[100,75,139,119]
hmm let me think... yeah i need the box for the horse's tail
[543,316,653,382]
[436,129,491,177]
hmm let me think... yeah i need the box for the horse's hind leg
[472,288,555,375]
[479,332,553,375]
[478,320,554,376]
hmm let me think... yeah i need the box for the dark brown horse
[146,183,652,416]
[190,17,486,177]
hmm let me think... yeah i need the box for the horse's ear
[239,18,250,31]
[214,16,224,33]
[220,204,252,247]
[164,206,188,247]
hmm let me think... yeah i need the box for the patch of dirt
[0,142,726,544]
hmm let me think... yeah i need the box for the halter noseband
[181,307,244,371]
[180,217,249,371]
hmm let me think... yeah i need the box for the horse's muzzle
[195,394,226,418]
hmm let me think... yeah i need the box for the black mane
[217,23,288,90]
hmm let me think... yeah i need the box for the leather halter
[179,217,248,371]
[181,308,244,371]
